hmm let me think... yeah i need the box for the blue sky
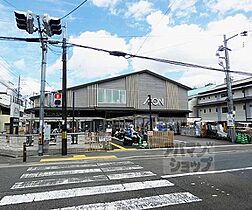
[0,0,252,97]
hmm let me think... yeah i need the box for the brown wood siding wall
[165,81,179,109]
[126,75,139,108]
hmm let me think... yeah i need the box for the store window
[209,108,211,112]
[98,88,126,104]
[221,93,227,98]
[222,107,228,113]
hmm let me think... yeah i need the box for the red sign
[54,93,61,99]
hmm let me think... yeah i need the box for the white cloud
[92,0,118,7]
[128,11,252,87]
[55,30,129,84]
[206,0,252,13]
[126,1,154,20]
[14,59,26,70]
[92,0,119,14]
[169,0,197,18]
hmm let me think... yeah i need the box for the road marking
[52,192,201,210]
[72,155,86,158]
[21,168,102,178]
[11,171,156,189]
[97,161,134,166]
[109,142,129,150]
[0,180,174,206]
[11,175,108,189]
[101,165,143,172]
[107,171,156,180]
[40,155,117,162]
[162,166,252,178]
[27,161,135,171]
[21,165,143,179]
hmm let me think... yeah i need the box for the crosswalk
[0,160,202,209]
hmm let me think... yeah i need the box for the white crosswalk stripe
[12,171,156,189]
[0,180,174,206]
[27,161,135,171]
[52,192,202,210]
[21,165,143,179]
[1,160,202,208]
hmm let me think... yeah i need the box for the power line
[1,0,18,9]
[134,0,177,55]
[56,40,252,77]
[1,36,251,77]
[60,0,88,20]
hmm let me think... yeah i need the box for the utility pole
[71,91,75,144]
[148,94,153,131]
[223,34,236,143]
[37,15,47,156]
[61,33,67,155]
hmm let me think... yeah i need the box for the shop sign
[143,97,164,106]
[10,103,20,118]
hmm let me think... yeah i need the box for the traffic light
[43,15,62,37]
[14,11,35,34]
[54,93,61,106]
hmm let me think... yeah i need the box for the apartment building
[189,77,252,122]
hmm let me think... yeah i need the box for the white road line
[11,171,156,189]
[97,161,134,166]
[0,180,174,206]
[21,168,102,179]
[162,166,252,178]
[26,164,97,171]
[22,165,143,179]
[52,192,201,210]
[27,161,134,171]
[101,165,143,172]
[11,175,108,189]
[108,171,156,180]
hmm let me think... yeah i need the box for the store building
[189,77,252,122]
[28,70,191,132]
[0,83,27,134]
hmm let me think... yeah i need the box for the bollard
[23,142,27,162]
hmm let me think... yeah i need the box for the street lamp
[216,31,248,143]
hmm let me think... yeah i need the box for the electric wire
[134,0,177,55]
[60,0,88,20]
[0,36,252,77]
[61,41,252,77]
[1,0,18,9]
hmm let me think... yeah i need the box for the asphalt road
[0,141,251,210]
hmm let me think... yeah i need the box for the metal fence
[0,132,112,157]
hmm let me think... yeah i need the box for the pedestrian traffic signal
[14,11,35,34]
[54,93,61,106]
[43,15,62,37]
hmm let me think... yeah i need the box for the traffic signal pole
[37,15,47,156]
[62,36,67,155]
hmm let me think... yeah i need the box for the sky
[0,0,252,98]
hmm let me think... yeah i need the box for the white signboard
[227,114,235,127]
[44,124,51,141]
[10,103,20,118]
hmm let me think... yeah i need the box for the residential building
[189,77,252,122]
